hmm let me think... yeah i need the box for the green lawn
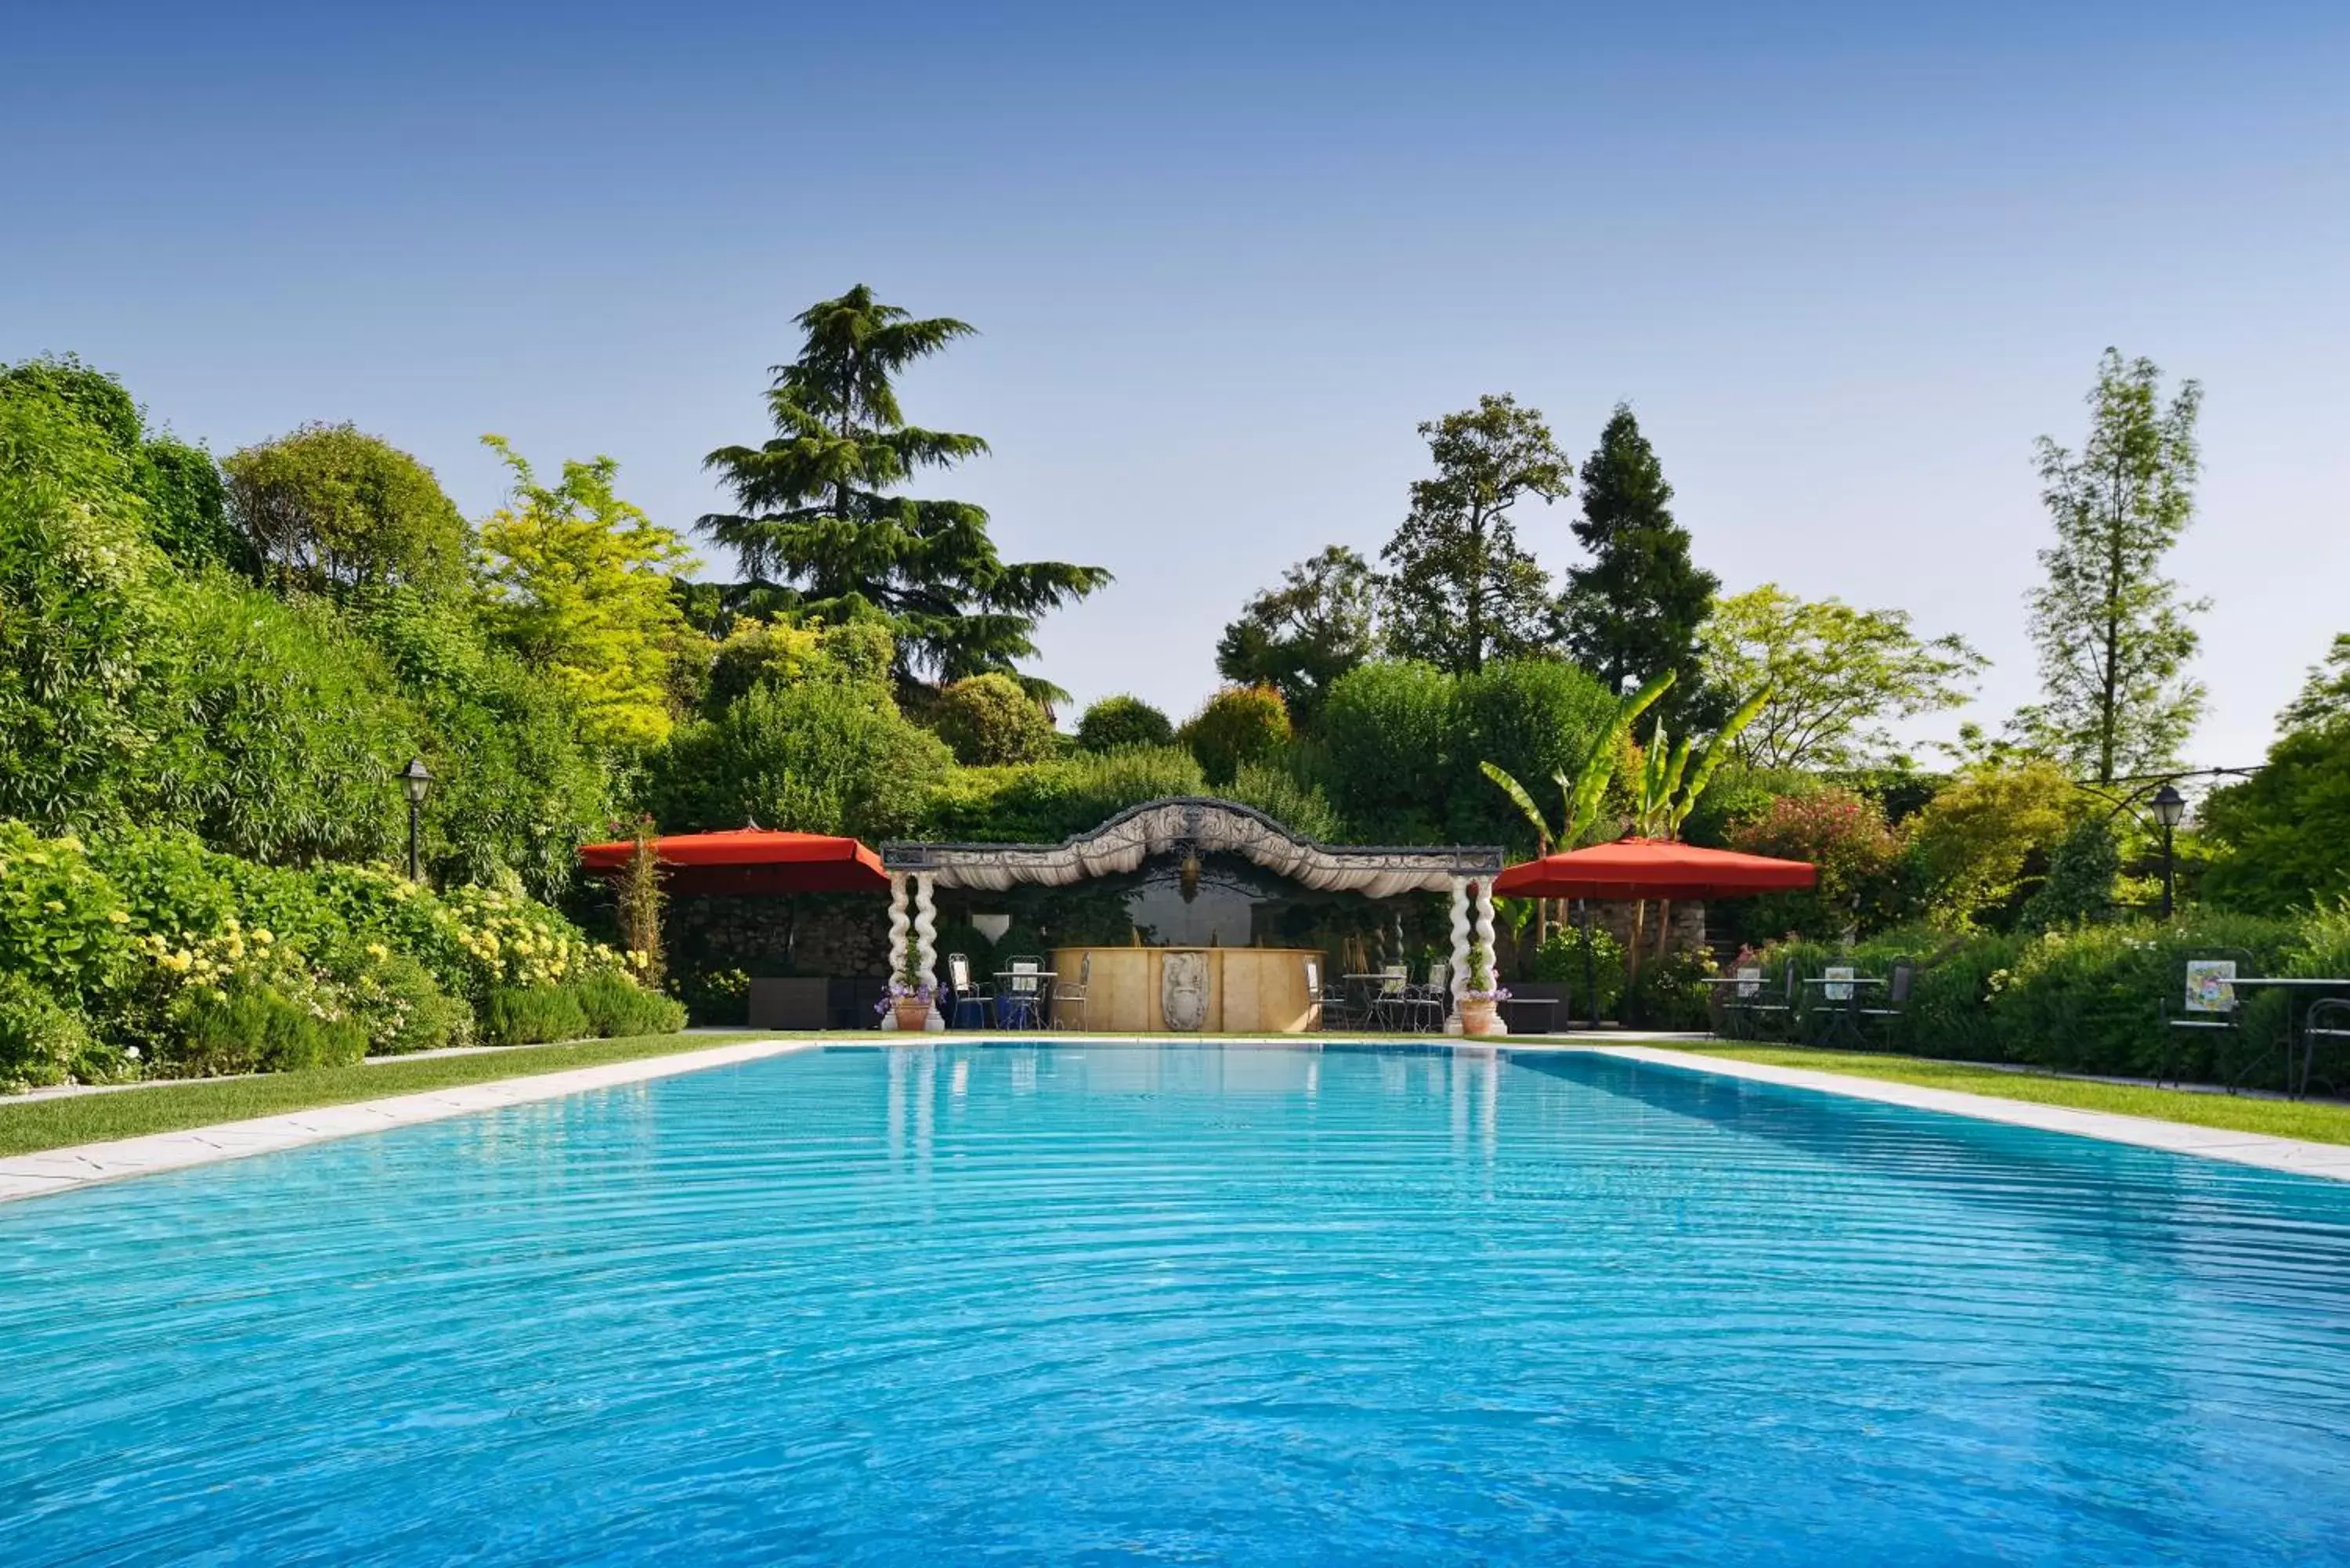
[1679,1045,2350,1146]
[0,1033,762,1158]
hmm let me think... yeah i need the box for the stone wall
[666,893,893,981]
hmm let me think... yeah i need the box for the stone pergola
[877,797,1504,1032]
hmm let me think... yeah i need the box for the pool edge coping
[5,1035,2348,1204]
[1565,1042,2350,1183]
[0,1037,824,1205]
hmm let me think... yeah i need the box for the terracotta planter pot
[891,998,933,1031]
[1460,997,1502,1037]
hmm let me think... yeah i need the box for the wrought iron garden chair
[945,952,992,1030]
[2159,948,2258,1089]
[997,957,1046,1031]
[1853,960,1916,1050]
[1052,952,1090,1031]
[1405,960,1450,1034]
[1741,960,1800,1042]
[2298,998,2350,1100]
[1371,964,1412,1031]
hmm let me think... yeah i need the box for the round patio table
[993,971,1055,1030]
[1802,975,1885,1047]
[2229,976,2350,1098]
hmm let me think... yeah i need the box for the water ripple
[3,1043,2350,1565]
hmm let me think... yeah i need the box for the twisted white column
[882,873,910,1032]
[913,873,943,1031]
[1447,876,1470,1035]
[1473,876,1506,1036]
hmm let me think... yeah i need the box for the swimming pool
[3,1042,2348,1564]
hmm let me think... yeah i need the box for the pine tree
[700,286,1110,699]
[2014,349,2207,783]
[1556,404,1717,711]
[1379,394,1568,674]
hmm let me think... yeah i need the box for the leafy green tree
[1556,405,1717,712]
[2200,724,2350,916]
[1076,695,1174,753]
[931,673,1058,764]
[0,385,170,830]
[2013,349,2207,783]
[1904,759,2092,930]
[475,435,695,751]
[1320,662,1457,841]
[139,437,252,576]
[1379,394,1568,674]
[647,677,953,842]
[1449,659,1618,849]
[224,422,470,595]
[146,581,419,867]
[353,587,616,899]
[1215,545,1379,726]
[2019,818,2122,930]
[1181,685,1292,788]
[1,356,251,575]
[700,285,1111,695]
[1701,584,1983,771]
[2278,633,2350,732]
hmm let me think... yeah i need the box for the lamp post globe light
[400,757,433,883]
[2150,782,2186,920]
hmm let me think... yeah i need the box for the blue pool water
[5,1043,2350,1565]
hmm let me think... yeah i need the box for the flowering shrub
[0,822,139,1016]
[436,884,620,999]
[1730,789,1907,938]
[0,971,125,1091]
[0,818,671,1090]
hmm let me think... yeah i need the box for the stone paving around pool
[6,1034,2350,1205]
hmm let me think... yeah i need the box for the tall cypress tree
[2013,349,2206,784]
[700,286,1111,697]
[1557,404,1718,711]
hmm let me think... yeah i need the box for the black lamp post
[400,757,433,883]
[2150,782,2186,920]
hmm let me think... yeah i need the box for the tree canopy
[1701,584,1983,771]
[1556,405,1716,713]
[223,422,471,595]
[475,435,695,752]
[1379,394,1568,674]
[2278,633,2350,733]
[1214,545,1379,726]
[2013,349,2207,783]
[700,285,1110,698]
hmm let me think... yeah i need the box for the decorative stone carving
[1162,951,1209,1031]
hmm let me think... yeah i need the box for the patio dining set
[2160,952,2350,1101]
[940,952,1089,1030]
[1707,958,1917,1050]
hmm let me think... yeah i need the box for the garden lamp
[400,757,433,883]
[2150,782,2185,919]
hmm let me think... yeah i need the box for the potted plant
[879,949,935,1031]
[1460,941,1508,1037]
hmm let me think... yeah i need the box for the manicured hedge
[1754,908,2350,1087]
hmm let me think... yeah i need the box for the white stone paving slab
[0,1038,819,1205]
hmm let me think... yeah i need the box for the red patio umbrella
[577,828,888,895]
[1492,836,1816,901]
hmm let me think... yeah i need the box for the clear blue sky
[6,2,2345,768]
